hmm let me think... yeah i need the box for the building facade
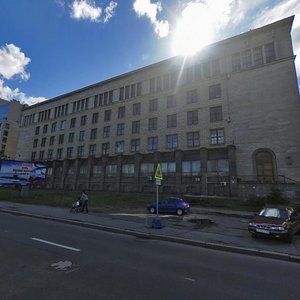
[0,99,25,159]
[16,16,300,198]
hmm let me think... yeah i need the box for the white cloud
[103,1,118,23]
[133,0,169,38]
[70,0,102,22]
[0,79,47,105]
[0,44,31,81]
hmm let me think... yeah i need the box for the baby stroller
[70,198,82,213]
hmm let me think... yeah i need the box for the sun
[172,3,214,57]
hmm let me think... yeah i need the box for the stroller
[70,198,82,213]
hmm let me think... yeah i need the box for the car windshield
[259,208,289,219]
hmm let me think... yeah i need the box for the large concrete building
[16,16,300,198]
[0,99,25,159]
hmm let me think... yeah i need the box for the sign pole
[156,183,159,216]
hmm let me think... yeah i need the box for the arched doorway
[255,150,276,182]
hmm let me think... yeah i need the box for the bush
[266,187,289,205]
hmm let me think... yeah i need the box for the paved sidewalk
[1,201,300,263]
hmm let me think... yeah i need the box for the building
[16,16,300,199]
[0,99,25,160]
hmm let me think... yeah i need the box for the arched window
[255,150,276,182]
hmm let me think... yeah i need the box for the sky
[0,0,299,105]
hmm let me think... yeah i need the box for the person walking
[80,190,89,213]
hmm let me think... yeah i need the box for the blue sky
[0,0,299,105]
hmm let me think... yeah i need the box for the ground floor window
[255,150,275,182]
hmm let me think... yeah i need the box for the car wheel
[149,207,155,214]
[176,208,183,216]
[251,233,258,239]
[285,232,293,244]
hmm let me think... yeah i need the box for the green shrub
[266,187,289,205]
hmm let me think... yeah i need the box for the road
[1,212,300,300]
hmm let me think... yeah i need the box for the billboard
[0,160,47,186]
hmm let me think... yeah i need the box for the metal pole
[156,183,159,216]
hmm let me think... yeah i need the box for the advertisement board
[0,160,47,186]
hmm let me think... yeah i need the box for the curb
[1,208,300,264]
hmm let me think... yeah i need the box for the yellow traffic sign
[154,163,163,180]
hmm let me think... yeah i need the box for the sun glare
[172,3,214,57]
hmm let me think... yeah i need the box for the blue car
[147,197,190,216]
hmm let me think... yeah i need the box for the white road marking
[184,277,196,282]
[31,238,81,252]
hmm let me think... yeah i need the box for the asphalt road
[1,212,300,300]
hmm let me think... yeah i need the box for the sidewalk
[1,201,299,263]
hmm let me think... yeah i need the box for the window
[41,137,46,147]
[207,159,229,175]
[163,73,171,90]
[103,126,110,138]
[241,50,252,68]
[117,123,125,136]
[33,139,38,148]
[80,115,87,126]
[167,95,176,108]
[93,165,102,174]
[156,76,162,91]
[210,106,223,122]
[104,109,111,121]
[39,151,44,160]
[132,120,140,134]
[70,118,76,129]
[102,142,110,155]
[209,84,221,99]
[182,161,201,176]
[203,61,211,78]
[122,164,135,176]
[253,46,263,66]
[186,67,193,83]
[109,90,113,103]
[89,144,96,156]
[31,152,36,160]
[187,110,198,125]
[166,134,178,149]
[265,42,275,63]
[77,145,84,157]
[125,85,130,99]
[161,162,176,175]
[255,150,275,182]
[212,59,220,76]
[140,163,154,176]
[137,82,142,96]
[148,136,158,151]
[119,87,124,101]
[210,128,225,145]
[47,149,53,160]
[167,114,177,128]
[79,131,85,142]
[187,89,198,104]
[58,134,64,144]
[194,64,202,80]
[232,52,241,71]
[118,106,125,119]
[60,120,66,130]
[57,148,63,159]
[35,126,40,135]
[51,122,57,132]
[92,112,99,124]
[148,117,157,131]
[49,136,55,146]
[79,166,87,174]
[106,164,117,176]
[43,124,48,134]
[133,103,141,115]
[90,128,97,140]
[149,98,158,112]
[131,84,136,98]
[115,141,124,153]
[131,139,140,152]
[150,78,155,93]
[187,131,200,147]
[67,147,73,158]
[68,132,74,143]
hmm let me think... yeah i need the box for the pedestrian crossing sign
[154,163,163,180]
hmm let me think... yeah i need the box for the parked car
[248,206,300,243]
[147,197,190,216]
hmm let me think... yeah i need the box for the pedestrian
[80,190,89,213]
